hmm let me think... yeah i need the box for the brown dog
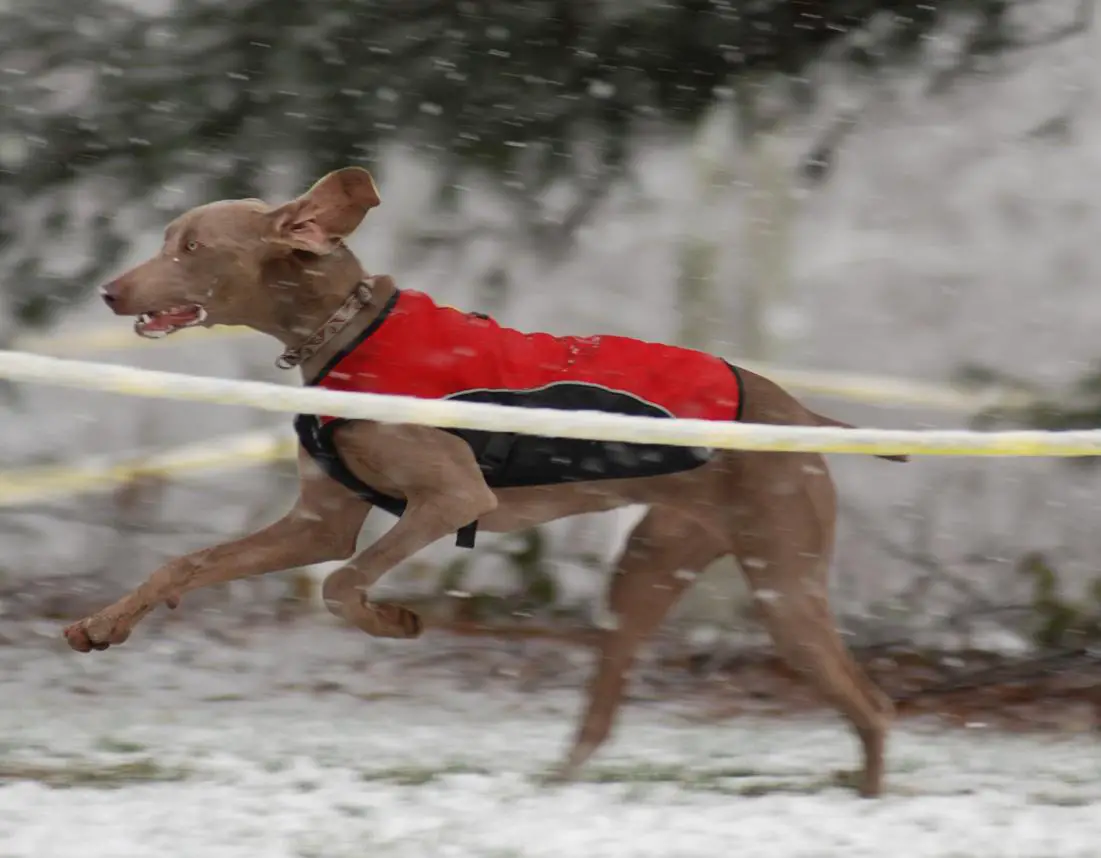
[70,167,904,797]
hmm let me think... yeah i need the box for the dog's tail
[805,411,910,463]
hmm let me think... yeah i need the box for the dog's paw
[359,600,423,639]
[534,765,578,788]
[537,755,589,787]
[63,616,130,653]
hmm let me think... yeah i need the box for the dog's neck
[254,247,396,382]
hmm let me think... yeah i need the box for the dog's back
[308,287,744,423]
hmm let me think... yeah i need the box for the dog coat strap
[477,432,516,475]
[455,520,478,549]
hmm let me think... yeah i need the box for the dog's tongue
[159,308,201,326]
[141,314,180,333]
[137,307,201,335]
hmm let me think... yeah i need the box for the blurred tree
[963,360,1101,463]
[0,0,1088,331]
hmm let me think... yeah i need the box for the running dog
[73,167,904,796]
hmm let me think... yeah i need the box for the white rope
[0,350,1094,457]
[16,323,1031,413]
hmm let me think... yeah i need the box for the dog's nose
[99,281,123,312]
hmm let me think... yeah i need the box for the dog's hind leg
[548,507,726,781]
[732,452,894,797]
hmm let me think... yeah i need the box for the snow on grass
[1,623,1099,857]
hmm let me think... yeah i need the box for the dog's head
[99,167,380,337]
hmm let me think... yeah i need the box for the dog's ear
[268,167,380,254]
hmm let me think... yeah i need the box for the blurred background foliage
[0,0,1078,329]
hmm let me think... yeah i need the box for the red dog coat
[295,288,745,546]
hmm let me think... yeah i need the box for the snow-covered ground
[2,623,1098,857]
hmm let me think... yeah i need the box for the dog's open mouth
[134,305,208,339]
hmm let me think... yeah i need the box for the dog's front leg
[319,423,497,638]
[64,450,370,652]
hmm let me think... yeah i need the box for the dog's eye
[184,240,199,252]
